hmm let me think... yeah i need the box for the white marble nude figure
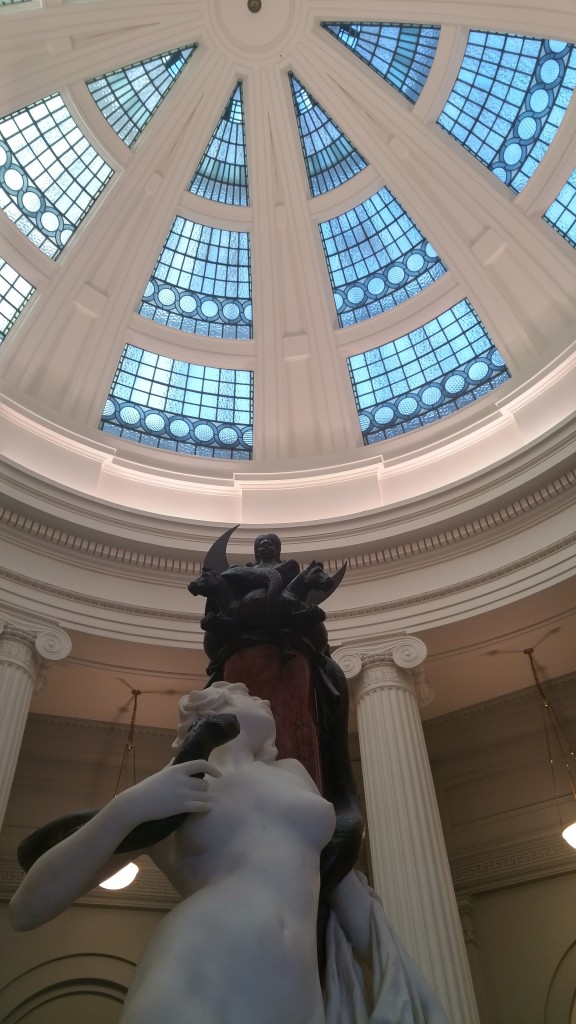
[10,681,337,1024]
[10,680,448,1024]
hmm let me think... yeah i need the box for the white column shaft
[0,619,71,829]
[334,636,481,1024]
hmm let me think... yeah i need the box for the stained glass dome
[0,0,575,532]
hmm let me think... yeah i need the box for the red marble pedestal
[223,644,323,790]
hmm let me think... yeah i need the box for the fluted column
[333,635,480,1024]
[0,616,71,829]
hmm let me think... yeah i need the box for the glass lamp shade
[99,862,139,889]
[561,821,576,849]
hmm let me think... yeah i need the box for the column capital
[0,615,71,693]
[331,633,427,677]
[332,633,435,707]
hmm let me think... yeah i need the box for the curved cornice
[0,460,574,574]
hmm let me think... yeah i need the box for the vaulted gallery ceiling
[0,0,575,725]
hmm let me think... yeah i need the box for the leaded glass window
[319,187,445,327]
[0,257,34,342]
[100,344,253,459]
[139,216,252,339]
[437,33,576,193]
[544,167,576,247]
[189,82,249,205]
[322,23,440,104]
[348,299,510,444]
[288,73,367,196]
[87,47,196,148]
[0,94,113,259]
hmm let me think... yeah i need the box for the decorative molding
[0,856,179,911]
[331,533,576,619]
[0,467,574,576]
[1,532,574,632]
[450,828,576,894]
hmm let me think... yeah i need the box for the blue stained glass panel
[139,216,252,339]
[100,345,253,459]
[348,299,510,444]
[544,167,576,247]
[87,46,196,147]
[0,94,113,258]
[322,23,440,104]
[0,257,34,342]
[319,187,446,327]
[437,32,576,193]
[288,73,367,196]
[189,82,249,205]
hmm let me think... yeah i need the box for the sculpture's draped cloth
[325,874,448,1024]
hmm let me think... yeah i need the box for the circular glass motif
[0,142,8,167]
[223,301,240,321]
[218,427,239,445]
[468,361,489,381]
[334,293,344,311]
[158,288,176,307]
[200,299,219,318]
[518,116,537,140]
[397,396,419,417]
[4,167,24,191]
[346,286,364,306]
[144,412,165,432]
[119,405,140,425]
[169,419,190,438]
[194,423,215,442]
[406,253,425,274]
[374,405,394,424]
[143,281,154,298]
[445,374,466,394]
[102,399,115,417]
[242,427,253,446]
[539,59,561,85]
[40,210,61,233]
[367,276,385,296]
[358,414,371,432]
[387,265,405,286]
[529,88,550,114]
[22,190,41,213]
[421,386,443,407]
[179,294,197,313]
[503,142,523,168]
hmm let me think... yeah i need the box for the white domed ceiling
[0,0,575,559]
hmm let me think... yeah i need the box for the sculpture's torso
[120,760,335,1024]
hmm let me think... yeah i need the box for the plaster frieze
[0,528,574,645]
[449,827,576,894]
[0,465,574,577]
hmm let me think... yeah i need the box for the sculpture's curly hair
[172,680,278,764]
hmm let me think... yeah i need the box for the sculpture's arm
[9,759,220,931]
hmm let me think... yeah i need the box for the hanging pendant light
[99,688,142,890]
[524,649,576,849]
